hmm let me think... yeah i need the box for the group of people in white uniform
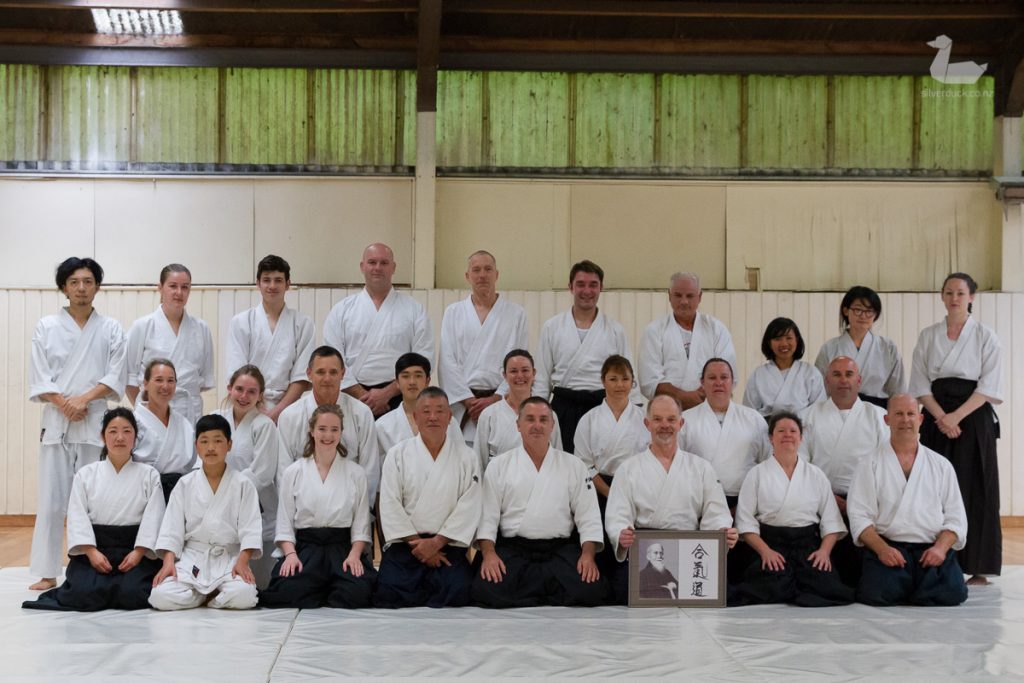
[21,244,999,613]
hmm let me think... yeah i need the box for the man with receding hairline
[438,250,528,445]
[323,243,434,417]
[638,273,736,410]
[846,394,968,606]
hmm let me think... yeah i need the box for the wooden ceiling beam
[416,0,441,112]
[0,0,416,12]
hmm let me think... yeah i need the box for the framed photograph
[627,530,727,608]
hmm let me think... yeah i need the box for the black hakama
[857,539,968,606]
[920,377,1001,576]
[728,524,854,608]
[373,538,473,608]
[471,534,608,608]
[259,527,377,609]
[858,393,889,409]
[159,472,185,504]
[22,525,160,612]
[551,387,605,453]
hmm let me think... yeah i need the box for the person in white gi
[28,257,127,591]
[224,255,314,422]
[680,357,770,507]
[729,412,853,607]
[534,260,634,453]
[475,349,563,471]
[125,263,214,425]
[439,250,528,444]
[374,388,482,608]
[604,395,738,604]
[814,285,905,408]
[847,394,969,606]
[800,356,888,583]
[23,408,165,611]
[472,397,607,607]
[377,352,464,456]
[638,272,737,409]
[743,317,825,417]
[573,355,650,501]
[277,346,380,500]
[215,364,281,588]
[911,272,1002,586]
[133,358,196,501]
[149,414,262,610]
[323,243,434,417]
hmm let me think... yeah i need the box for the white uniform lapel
[348,289,395,381]
[561,312,607,387]
[937,316,978,377]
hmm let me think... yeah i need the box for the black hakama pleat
[858,393,889,409]
[259,527,377,609]
[471,534,608,608]
[920,377,1001,576]
[373,538,473,608]
[728,524,854,608]
[550,387,605,453]
[723,494,758,586]
[159,472,185,504]
[23,525,160,612]
[856,539,968,606]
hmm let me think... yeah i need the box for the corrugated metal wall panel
[135,67,219,163]
[485,71,570,168]
[0,64,42,160]
[46,65,132,163]
[573,73,656,168]
[223,67,308,165]
[746,75,829,169]
[834,76,915,169]
[657,74,742,169]
[918,76,993,172]
[2,287,1020,516]
[436,70,484,167]
[312,69,407,166]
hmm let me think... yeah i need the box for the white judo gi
[225,305,316,410]
[149,468,262,610]
[275,456,373,552]
[533,310,633,398]
[734,457,847,540]
[126,307,215,424]
[680,401,771,497]
[133,402,196,474]
[215,408,280,542]
[438,295,528,442]
[800,398,888,496]
[474,399,563,471]
[743,360,826,417]
[573,401,650,479]
[814,331,906,400]
[638,312,737,400]
[605,448,733,561]
[277,393,381,500]
[322,288,434,390]
[376,405,465,458]
[29,308,127,578]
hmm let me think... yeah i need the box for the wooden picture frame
[627,530,727,608]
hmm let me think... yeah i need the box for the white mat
[3,566,1022,680]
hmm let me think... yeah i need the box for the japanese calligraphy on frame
[627,530,727,608]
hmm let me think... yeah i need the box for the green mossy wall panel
[136,67,219,163]
[918,76,993,172]
[437,71,484,167]
[834,76,915,169]
[313,69,410,166]
[657,74,742,169]
[485,71,570,168]
[746,75,828,169]
[573,72,656,168]
[47,66,131,163]
[0,64,41,160]
[223,68,308,165]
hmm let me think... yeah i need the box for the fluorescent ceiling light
[92,9,184,36]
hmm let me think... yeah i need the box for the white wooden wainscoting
[1,287,1019,516]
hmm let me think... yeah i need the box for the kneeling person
[847,394,968,606]
[149,414,262,610]
[473,397,607,607]
[375,388,481,608]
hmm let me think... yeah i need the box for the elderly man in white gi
[847,394,968,606]
[472,397,607,607]
[323,243,434,417]
[638,272,736,410]
[28,257,127,591]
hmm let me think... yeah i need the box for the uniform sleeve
[572,414,599,476]
[604,470,634,562]
[474,411,493,472]
[274,464,298,548]
[976,326,1003,403]
[66,471,96,555]
[99,321,128,398]
[379,451,419,543]
[438,306,473,404]
[236,478,264,556]
[199,321,216,392]
[350,467,373,545]
[845,458,877,547]
[551,413,564,450]
[804,362,827,407]
[813,342,831,380]
[224,313,249,385]
[637,321,664,400]
[135,467,168,558]
[475,463,502,543]
[909,328,933,399]
[570,462,604,550]
[124,318,147,389]
[354,408,382,501]
[940,461,968,550]
[697,465,733,532]
[28,320,60,401]
[882,338,907,397]
[742,366,766,415]
[713,320,738,381]
[322,303,344,358]
[815,469,847,540]
[290,315,317,384]
[245,418,280,491]
[437,455,482,546]
[733,468,760,537]
[156,481,188,558]
[412,304,435,365]
[533,321,555,400]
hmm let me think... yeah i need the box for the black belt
[552,387,605,403]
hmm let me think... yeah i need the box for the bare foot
[29,578,57,591]
[966,575,990,586]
